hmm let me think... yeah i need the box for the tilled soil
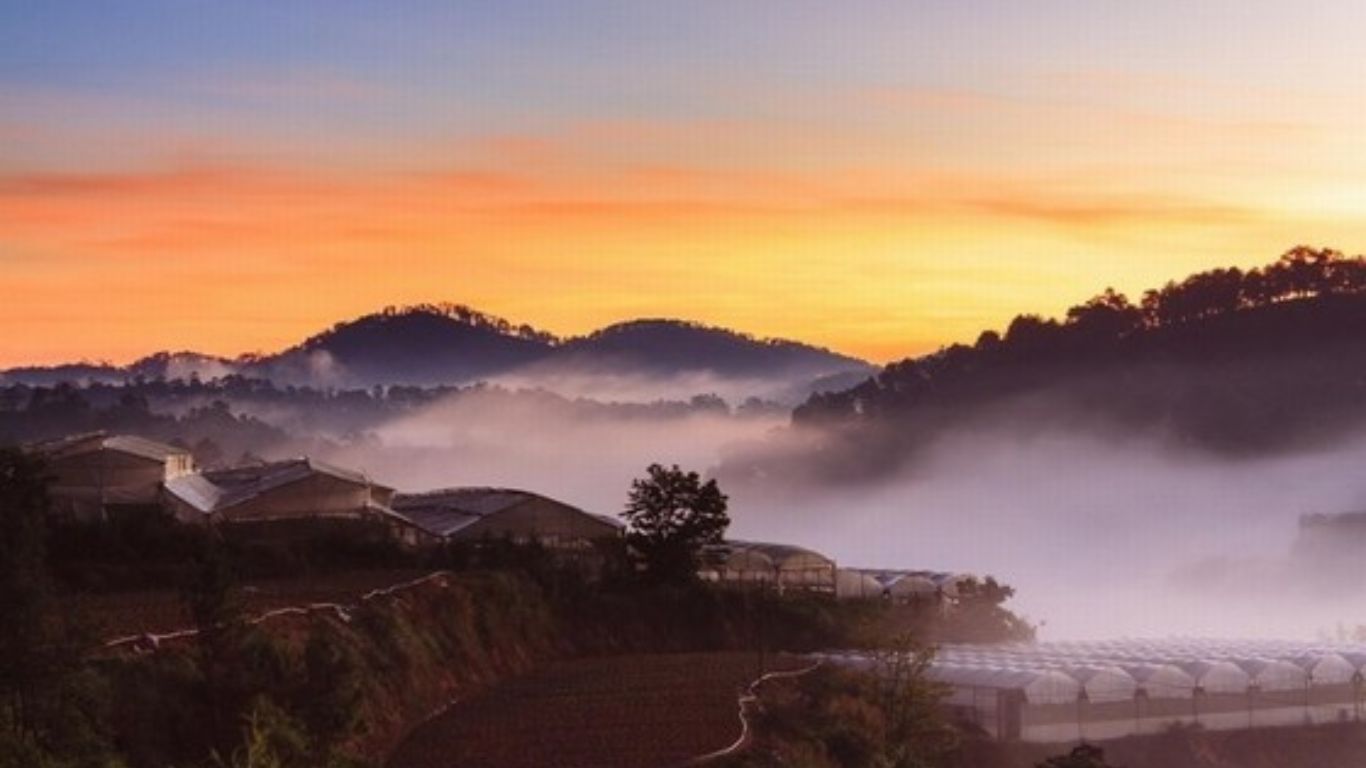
[387,651,809,768]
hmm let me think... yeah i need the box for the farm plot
[387,651,810,768]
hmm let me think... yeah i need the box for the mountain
[0,363,126,387]
[721,247,1366,486]
[0,304,873,399]
[245,304,555,387]
[547,319,871,380]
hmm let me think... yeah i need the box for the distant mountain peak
[1,302,872,396]
[586,317,849,352]
[556,317,871,378]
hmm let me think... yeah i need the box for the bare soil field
[387,651,810,768]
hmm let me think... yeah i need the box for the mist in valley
[307,381,1366,644]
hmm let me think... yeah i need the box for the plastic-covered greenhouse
[829,639,1366,742]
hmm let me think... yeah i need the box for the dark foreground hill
[722,247,1366,486]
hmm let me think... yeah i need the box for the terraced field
[387,652,810,768]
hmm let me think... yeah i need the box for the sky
[5,1,1366,366]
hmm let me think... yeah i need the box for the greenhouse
[886,573,940,601]
[834,568,885,599]
[697,540,836,593]
[830,638,1366,742]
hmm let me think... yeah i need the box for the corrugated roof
[393,487,537,517]
[914,638,1366,701]
[391,487,540,537]
[391,486,620,539]
[170,457,380,514]
[31,432,188,462]
[391,506,484,538]
[163,473,225,514]
[713,540,835,568]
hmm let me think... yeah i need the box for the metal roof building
[30,432,194,520]
[391,487,622,549]
[698,540,836,593]
[832,568,973,602]
[831,638,1366,743]
[162,457,431,547]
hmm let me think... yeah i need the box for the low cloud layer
[302,384,1366,643]
[318,388,785,514]
[724,426,1366,640]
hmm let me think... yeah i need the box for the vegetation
[621,463,731,584]
[717,641,958,768]
[871,577,1034,645]
[0,446,1029,768]
[0,452,112,768]
[0,473,1025,768]
[757,247,1366,484]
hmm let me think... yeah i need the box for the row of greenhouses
[826,639,1366,742]
[833,568,972,601]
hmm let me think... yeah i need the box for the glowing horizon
[6,2,1366,367]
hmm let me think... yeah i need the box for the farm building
[829,638,1366,743]
[30,432,194,521]
[391,487,623,550]
[698,540,836,593]
[163,457,432,547]
[833,568,971,602]
[835,568,884,599]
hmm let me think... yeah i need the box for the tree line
[1024,246,1366,342]
[796,246,1366,427]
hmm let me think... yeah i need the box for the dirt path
[387,652,810,768]
[67,568,432,640]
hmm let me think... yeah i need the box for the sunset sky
[5,2,1366,366]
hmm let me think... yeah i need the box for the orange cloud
[0,117,1348,370]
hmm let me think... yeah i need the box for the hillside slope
[550,319,871,379]
[248,305,556,387]
[723,248,1366,485]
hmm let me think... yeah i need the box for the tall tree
[1065,288,1145,341]
[621,464,730,584]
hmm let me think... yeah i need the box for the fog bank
[725,427,1366,640]
[315,388,1366,642]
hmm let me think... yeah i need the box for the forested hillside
[730,248,1366,485]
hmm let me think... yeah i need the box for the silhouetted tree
[621,464,730,584]
[1004,314,1062,352]
[1066,288,1144,340]
[874,637,959,767]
